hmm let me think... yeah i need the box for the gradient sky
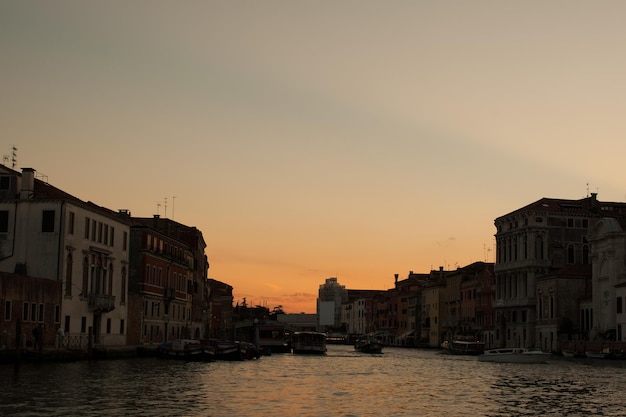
[2,1,626,313]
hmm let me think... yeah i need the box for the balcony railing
[88,293,116,313]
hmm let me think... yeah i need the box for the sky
[2,1,626,314]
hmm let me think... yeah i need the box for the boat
[202,339,261,361]
[478,347,551,364]
[156,339,209,361]
[441,336,485,355]
[291,331,327,354]
[256,324,291,355]
[354,335,383,354]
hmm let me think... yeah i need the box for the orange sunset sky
[3,1,626,313]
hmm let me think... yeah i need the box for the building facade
[494,194,626,348]
[0,166,131,347]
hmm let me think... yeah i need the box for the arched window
[65,253,73,297]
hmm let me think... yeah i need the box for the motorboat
[291,331,327,354]
[441,336,485,355]
[478,347,550,364]
[157,339,208,361]
[355,335,383,354]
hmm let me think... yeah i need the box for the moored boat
[441,336,485,355]
[157,339,209,361]
[291,331,327,354]
[478,347,550,364]
[355,335,383,354]
[202,339,261,361]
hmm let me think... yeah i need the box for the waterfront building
[394,272,428,346]
[0,166,131,347]
[474,263,496,348]
[317,277,347,331]
[0,272,62,349]
[535,264,591,353]
[588,217,626,342]
[494,194,626,348]
[422,268,448,347]
[132,216,210,341]
[208,278,234,339]
[127,219,196,345]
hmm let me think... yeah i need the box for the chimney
[20,168,35,199]
[394,273,399,285]
[153,214,160,228]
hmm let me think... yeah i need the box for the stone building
[494,194,626,348]
[0,166,131,348]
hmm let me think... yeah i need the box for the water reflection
[1,346,626,416]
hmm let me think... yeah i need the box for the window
[91,219,96,241]
[38,303,44,322]
[0,210,8,233]
[120,267,127,304]
[82,256,89,295]
[123,231,128,250]
[103,224,108,245]
[4,301,11,321]
[0,176,9,190]
[55,305,60,323]
[23,302,29,321]
[65,253,73,297]
[108,263,113,295]
[617,297,623,314]
[30,303,36,322]
[567,245,575,264]
[85,217,90,239]
[109,227,115,246]
[97,222,103,243]
[68,212,75,235]
[64,315,70,333]
[42,210,55,232]
[120,319,125,335]
[81,316,87,333]
[106,318,111,334]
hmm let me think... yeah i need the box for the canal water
[1,344,626,416]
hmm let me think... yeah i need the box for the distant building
[208,278,234,340]
[317,277,347,331]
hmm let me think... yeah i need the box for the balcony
[89,293,116,313]
[164,287,175,302]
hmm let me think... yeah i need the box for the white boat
[478,347,550,364]
[441,336,485,356]
[291,331,327,354]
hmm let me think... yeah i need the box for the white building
[317,277,347,330]
[0,166,131,347]
[589,217,626,341]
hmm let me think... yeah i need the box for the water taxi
[478,347,550,364]
[291,331,327,354]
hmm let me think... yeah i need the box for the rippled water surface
[2,345,626,416]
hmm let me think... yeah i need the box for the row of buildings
[317,193,626,353]
[0,165,235,351]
